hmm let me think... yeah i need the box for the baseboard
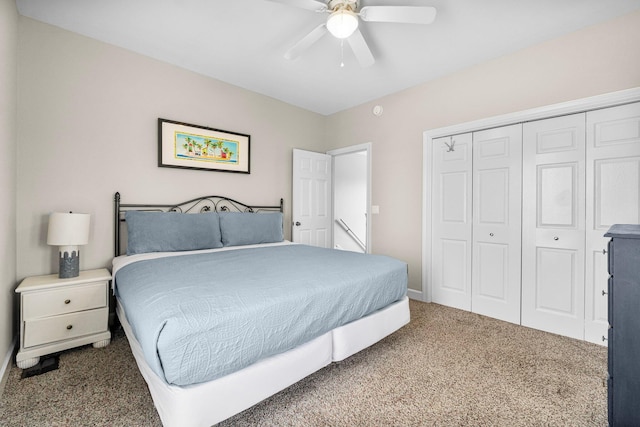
[0,336,17,399]
[407,288,425,302]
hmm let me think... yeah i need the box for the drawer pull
[602,335,608,342]
[602,249,607,255]
[66,325,73,330]
[489,233,494,237]
[64,299,71,304]
[554,236,559,241]
[602,290,608,296]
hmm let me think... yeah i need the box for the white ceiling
[16,0,640,115]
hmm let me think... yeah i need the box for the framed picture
[158,118,250,174]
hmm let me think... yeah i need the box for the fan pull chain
[340,39,345,68]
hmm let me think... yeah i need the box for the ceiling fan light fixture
[326,9,358,39]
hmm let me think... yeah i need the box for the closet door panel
[585,102,640,344]
[439,239,469,294]
[477,168,508,224]
[535,247,578,314]
[476,242,509,299]
[596,159,640,225]
[471,124,522,324]
[522,113,586,340]
[432,134,473,310]
[537,163,578,227]
[441,172,468,222]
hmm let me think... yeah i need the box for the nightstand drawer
[23,307,109,348]
[23,281,107,319]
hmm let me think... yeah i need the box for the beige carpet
[0,300,608,426]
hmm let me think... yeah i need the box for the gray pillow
[219,212,284,246]
[125,211,223,255]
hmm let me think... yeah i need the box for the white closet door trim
[422,87,640,302]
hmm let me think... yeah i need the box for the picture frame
[158,118,250,174]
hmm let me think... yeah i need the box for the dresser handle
[602,336,608,342]
[66,325,73,330]
[489,233,494,237]
[602,290,608,296]
[602,249,607,255]
[554,236,559,241]
[64,299,71,304]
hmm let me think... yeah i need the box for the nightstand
[15,268,112,369]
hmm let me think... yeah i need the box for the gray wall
[16,17,326,280]
[325,10,640,293]
[0,0,18,386]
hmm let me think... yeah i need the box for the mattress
[113,242,408,386]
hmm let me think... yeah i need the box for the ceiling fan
[267,0,437,67]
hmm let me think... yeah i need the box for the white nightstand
[15,268,112,369]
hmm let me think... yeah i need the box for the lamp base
[59,249,80,278]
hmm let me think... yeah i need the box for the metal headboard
[114,192,284,257]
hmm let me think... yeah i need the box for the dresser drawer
[23,307,108,348]
[22,281,107,319]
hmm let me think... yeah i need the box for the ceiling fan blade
[264,0,328,12]
[347,29,375,68]
[284,24,328,60]
[359,6,437,24]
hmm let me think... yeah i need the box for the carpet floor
[0,300,608,426]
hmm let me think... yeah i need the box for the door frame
[421,87,640,303]
[327,142,372,253]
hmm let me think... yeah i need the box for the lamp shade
[47,212,91,246]
[326,9,358,39]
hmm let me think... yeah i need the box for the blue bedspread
[115,244,407,386]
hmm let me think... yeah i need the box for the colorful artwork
[158,118,250,174]
[174,132,239,164]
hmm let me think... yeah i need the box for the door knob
[294,221,301,226]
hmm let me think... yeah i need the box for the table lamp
[47,212,90,278]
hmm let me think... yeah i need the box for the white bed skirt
[117,295,410,426]
[332,295,411,361]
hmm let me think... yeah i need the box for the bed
[112,192,410,426]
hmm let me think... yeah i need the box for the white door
[585,102,640,345]
[431,133,473,310]
[292,149,332,247]
[522,113,586,340]
[471,124,522,324]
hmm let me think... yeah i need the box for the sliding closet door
[471,125,522,324]
[431,134,472,310]
[584,102,640,345]
[522,113,586,340]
